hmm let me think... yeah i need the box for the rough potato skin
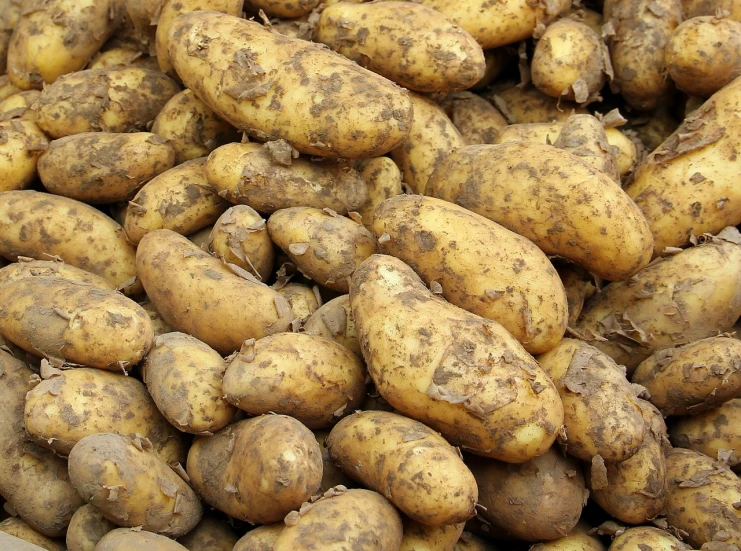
[399,519,464,551]
[553,114,620,182]
[233,524,284,551]
[186,416,322,524]
[439,91,508,145]
[176,516,239,551]
[96,528,190,551]
[0,89,41,121]
[0,119,49,192]
[529,526,606,551]
[0,258,117,290]
[0,517,65,551]
[65,504,115,551]
[124,0,166,54]
[683,0,741,19]
[0,1,22,74]
[167,11,413,158]
[303,295,361,356]
[355,157,403,230]
[248,0,319,18]
[484,85,587,124]
[554,260,594,327]
[275,282,319,322]
[136,229,293,355]
[609,527,691,551]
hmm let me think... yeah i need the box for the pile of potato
[1,0,741,550]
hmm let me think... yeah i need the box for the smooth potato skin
[65,504,115,551]
[0,517,65,551]
[167,11,413,158]
[0,120,49,192]
[303,295,361,356]
[96,528,190,551]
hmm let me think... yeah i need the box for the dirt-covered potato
[553,114,620,182]
[0,518,65,551]
[35,67,180,139]
[206,142,368,215]
[0,90,40,121]
[96,528,190,551]
[38,132,175,204]
[0,119,50,192]
[139,298,173,337]
[249,0,319,18]
[683,0,741,19]
[530,525,606,551]
[607,527,691,551]
[0,258,116,291]
[168,11,413,158]
[554,261,595,327]
[275,283,320,322]
[0,1,21,73]
[314,430,355,493]
[187,415,322,524]
[400,519,464,551]
[124,0,165,53]
[439,91,508,145]
[354,157,403,230]
[303,295,361,357]
[86,47,157,70]
[233,524,284,551]
[485,85,587,124]
[177,516,239,551]
[350,254,564,462]
[65,504,115,551]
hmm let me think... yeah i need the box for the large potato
[0,254,113,291]
[0,518,65,551]
[303,295,361,356]
[167,11,413,158]
[350,254,564,462]
[176,516,239,551]
[400,519,464,551]
[426,142,654,281]
[0,119,49,192]
[65,504,115,551]
[96,528,189,551]
[439,91,508,145]
[608,527,691,551]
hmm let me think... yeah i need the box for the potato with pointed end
[66,504,115,551]
[303,295,361,356]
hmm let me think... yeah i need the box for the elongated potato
[38,132,175,204]
[66,504,115,551]
[400,519,464,551]
[186,415,322,524]
[136,229,293,354]
[168,11,413,158]
[355,157,403,230]
[439,91,508,145]
[426,143,654,281]
[553,114,620,182]
[233,525,284,551]
[303,295,361,356]
[350,254,564,462]
[96,528,190,551]
[206,142,368,215]
[0,258,117,290]
[0,119,49,192]
[0,518,65,551]
[177,516,239,551]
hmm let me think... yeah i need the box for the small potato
[303,295,361,356]
[553,114,620,182]
[223,332,365,428]
[608,527,691,551]
[275,283,320,322]
[273,488,403,551]
[65,504,115,551]
[683,0,741,19]
[233,525,285,551]
[186,415,322,524]
[96,528,190,551]
[35,67,180,139]
[206,141,368,215]
[0,518,65,551]
[0,90,40,121]
[470,48,513,91]
[139,298,173,337]
[314,430,355,493]
[627,105,680,153]
[0,75,20,100]
[400,519,464,551]
[486,85,587,124]
[0,119,50,192]
[354,157,403,230]
[188,225,213,249]
[605,127,639,179]
[38,132,175,204]
[268,207,378,293]
[249,0,319,18]
[86,47,155,70]
[566,7,604,34]
[143,332,236,434]
[554,260,595,327]
[177,516,239,551]
[439,91,508,145]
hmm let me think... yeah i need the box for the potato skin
[399,519,464,551]
[186,415,322,524]
[303,295,361,356]
[0,74,21,100]
[167,11,413,158]
[136,229,293,354]
[65,504,115,551]
[0,517,65,551]
[608,527,691,551]
[553,115,620,182]
[275,283,319,322]
[486,85,587,124]
[0,119,50,192]
[439,91,508,145]
[248,0,319,18]
[96,528,190,551]
[355,157,403,230]
[233,524,284,551]
[0,259,116,291]
[530,527,606,551]
[176,516,239,551]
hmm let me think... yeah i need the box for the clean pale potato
[65,504,115,551]
[0,119,49,192]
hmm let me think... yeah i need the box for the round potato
[303,295,361,357]
[65,504,115,551]
[0,119,50,192]
[233,525,285,551]
[439,91,508,145]
[608,527,691,551]
[176,516,239,551]
[0,258,117,290]
[0,517,65,551]
[96,528,190,551]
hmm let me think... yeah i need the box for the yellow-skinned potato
[608,527,691,551]
[628,105,679,153]
[485,85,587,124]
[248,0,319,18]
[0,518,65,551]
[188,225,213,248]
[96,528,190,551]
[268,207,378,293]
[86,47,157,70]
[471,48,514,91]
[554,260,595,327]
[177,516,239,551]
[0,90,40,121]
[0,74,20,100]
[574,229,741,373]
[567,7,604,34]
[273,488,403,551]
[205,142,368,215]
[439,91,508,145]
[24,368,185,463]
[7,0,123,90]
[314,430,355,492]
[224,332,365,428]
[143,332,236,435]
[683,0,741,19]
[124,0,166,53]
[168,11,413,158]
[125,158,227,245]
[0,258,117,291]
[233,524,284,551]
[303,295,361,356]
[139,298,173,337]
[455,532,499,551]
[426,143,654,281]
[66,504,115,551]
[665,447,741,548]
[400,519,464,551]
[355,157,403,230]
[186,415,322,524]
[315,2,485,93]
[373,195,567,354]
[136,230,293,355]
[350,254,564,462]
[0,1,22,74]
[530,525,606,551]
[38,132,175,204]
[605,128,638,178]
[275,283,320,322]
[328,410,478,526]
[35,67,180,139]
[0,119,49,191]
[553,114,620,182]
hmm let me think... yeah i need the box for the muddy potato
[0,75,20,100]
[627,105,680,153]
[352,157,402,230]
[188,225,213,248]
[485,85,587,124]
[553,114,620,182]
[400,519,464,551]
[268,207,378,293]
[683,0,741,19]
[471,48,513,91]
[206,142,368,215]
[303,295,361,356]
[314,430,355,492]
[0,258,117,290]
[0,518,65,551]
[233,525,285,551]
[275,283,320,322]
[249,0,319,18]
[0,1,22,73]
[530,525,606,551]
[38,132,175,204]
[65,504,115,551]
[608,527,691,551]
[566,6,604,34]
[0,119,49,192]
[0,90,40,121]
[35,67,180,139]
[124,0,165,53]
[439,91,508,145]
[96,528,190,551]
[554,261,595,327]
[139,298,172,337]
[86,47,155,70]
[605,128,639,179]
[177,516,239,551]
[187,415,322,524]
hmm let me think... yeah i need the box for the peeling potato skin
[664,447,741,548]
[167,11,413,159]
[186,415,322,524]
[176,516,239,551]
[0,89,41,121]
[136,229,293,355]
[249,0,319,18]
[573,232,741,373]
[275,283,319,321]
[303,295,361,356]
[439,91,508,145]
[608,526,691,551]
[273,489,403,551]
[0,258,117,290]
[373,195,568,354]
[38,132,175,204]
[399,518,464,551]
[96,528,191,551]
[484,85,587,124]
[268,207,378,293]
[0,517,65,551]
[206,142,368,215]
[553,115,620,182]
[224,333,365,429]
[233,524,285,551]
[0,350,84,537]
[626,78,741,254]
[350,254,564,463]
[124,0,166,54]
[426,143,654,281]
[0,119,50,192]
[65,504,115,551]
[125,157,228,245]
[355,157,403,230]
[35,67,181,139]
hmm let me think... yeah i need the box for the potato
[125,158,227,245]
[454,532,499,551]
[605,128,639,179]
[554,261,595,327]
[124,0,165,53]
[315,2,484,93]
[268,207,378,293]
[0,518,65,551]
[355,157,403,230]
[0,119,50,192]
[530,526,606,551]
[485,85,587,124]
[0,1,22,74]
[494,121,564,144]
[573,229,741,373]
[531,19,611,104]
[664,447,741,548]
[372,195,567,354]
[607,527,691,551]
[468,446,586,541]
[233,525,285,551]
[314,430,355,492]
[683,0,741,20]
[65,504,115,551]
[96,528,190,551]
[439,91,508,145]
[566,6,604,34]
[142,332,236,435]
[269,16,314,41]
[177,516,239,551]
[0,350,84,537]
[273,488,403,551]
[471,48,513,91]
[35,67,180,139]
[350,255,564,462]
[136,229,293,354]
[553,114,620,182]
[400,519,464,551]
[205,142,368,215]
[625,77,741,254]
[188,225,213,249]
[303,295,361,356]
[186,415,322,524]
[86,47,155,70]
[7,0,123,90]
[224,332,365,428]
[0,258,116,290]
[0,90,40,121]
[390,92,463,195]
[627,105,680,153]
[38,132,175,204]
[167,11,413,158]
[139,298,172,337]
[425,142,654,281]
[249,0,319,18]
[275,283,320,322]
[0,75,20,100]
[603,0,682,111]
[537,339,646,462]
